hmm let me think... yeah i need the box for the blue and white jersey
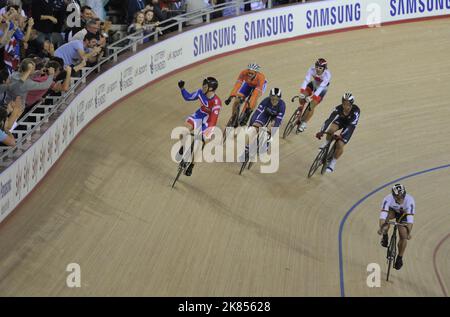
[381,194,415,215]
[250,97,286,128]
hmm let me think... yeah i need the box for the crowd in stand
[0,0,314,149]
[125,0,312,33]
[0,0,112,148]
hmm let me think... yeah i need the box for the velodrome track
[0,17,449,297]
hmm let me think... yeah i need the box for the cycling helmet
[342,92,354,105]
[203,77,218,91]
[269,87,282,98]
[392,184,406,199]
[315,58,328,69]
[247,63,261,72]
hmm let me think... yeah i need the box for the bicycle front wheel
[282,110,299,139]
[386,234,397,281]
[321,142,335,175]
[239,160,248,175]
[172,163,186,188]
[308,148,327,178]
[223,114,238,143]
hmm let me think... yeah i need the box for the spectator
[0,13,17,69]
[85,0,109,21]
[3,6,30,73]
[70,18,100,41]
[185,0,208,26]
[25,60,72,110]
[127,11,145,35]
[0,0,27,18]
[70,18,111,50]
[143,9,161,35]
[26,33,55,58]
[210,0,225,20]
[129,9,161,41]
[31,0,65,48]
[71,18,107,55]
[0,68,9,103]
[0,103,18,146]
[149,0,167,21]
[159,0,179,12]
[65,5,95,42]
[222,0,243,17]
[4,94,22,132]
[99,20,112,44]
[54,32,101,67]
[127,0,147,24]
[251,0,267,11]
[5,58,55,109]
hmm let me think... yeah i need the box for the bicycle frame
[282,96,312,139]
[307,132,337,178]
[239,118,273,175]
[172,132,204,188]
[383,220,408,281]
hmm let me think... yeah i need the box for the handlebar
[386,221,408,227]
[291,96,300,102]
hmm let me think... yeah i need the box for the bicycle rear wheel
[308,147,327,178]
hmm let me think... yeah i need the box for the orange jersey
[230,70,266,109]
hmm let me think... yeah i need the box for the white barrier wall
[1,0,449,223]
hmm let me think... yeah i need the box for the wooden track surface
[0,18,449,296]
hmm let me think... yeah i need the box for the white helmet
[269,87,282,98]
[342,92,354,105]
[392,184,406,199]
[247,63,261,72]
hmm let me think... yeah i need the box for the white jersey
[380,193,415,223]
[300,65,332,97]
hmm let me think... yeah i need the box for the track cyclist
[224,63,267,127]
[378,184,415,270]
[177,77,222,176]
[296,58,331,133]
[315,93,360,173]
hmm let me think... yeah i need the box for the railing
[0,0,292,169]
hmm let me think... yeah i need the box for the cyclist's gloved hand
[299,93,307,100]
[178,80,185,89]
[315,131,324,140]
[264,106,277,116]
[224,96,233,105]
